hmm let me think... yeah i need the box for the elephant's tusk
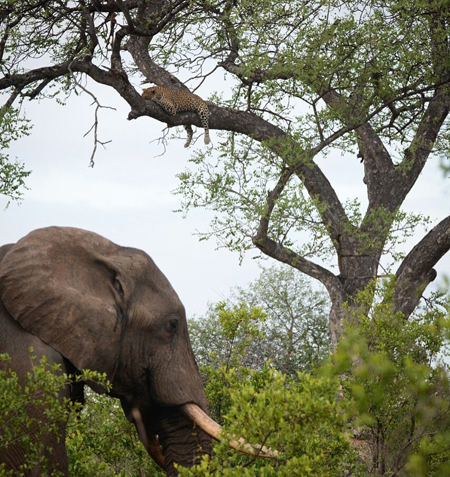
[131,407,148,447]
[181,403,279,459]
[146,433,166,470]
[131,407,166,470]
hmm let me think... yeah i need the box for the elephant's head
[0,226,217,475]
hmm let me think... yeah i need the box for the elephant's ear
[0,227,125,376]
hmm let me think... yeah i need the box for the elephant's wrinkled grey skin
[0,227,212,476]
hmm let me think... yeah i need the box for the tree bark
[393,215,450,318]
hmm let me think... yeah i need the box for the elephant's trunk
[153,407,212,476]
[132,405,212,476]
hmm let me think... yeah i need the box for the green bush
[0,351,162,477]
[178,364,360,476]
[181,281,450,476]
[323,282,450,476]
[66,390,163,476]
[0,352,86,476]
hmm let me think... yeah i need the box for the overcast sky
[1,83,449,317]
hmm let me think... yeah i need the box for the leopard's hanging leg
[183,117,209,147]
[184,125,194,148]
[198,109,211,145]
[203,125,211,145]
[183,107,210,146]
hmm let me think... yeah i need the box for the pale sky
[1,83,449,317]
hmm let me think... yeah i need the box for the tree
[190,264,331,375]
[1,0,449,346]
[233,265,332,373]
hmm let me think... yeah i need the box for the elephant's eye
[113,276,124,300]
[166,317,179,334]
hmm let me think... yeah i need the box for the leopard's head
[142,86,160,100]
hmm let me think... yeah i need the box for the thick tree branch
[399,87,450,194]
[253,231,344,302]
[1,88,20,110]
[393,215,450,318]
[321,89,395,207]
[82,3,99,56]
[389,2,450,209]
[126,37,185,89]
[253,166,294,242]
[252,165,343,298]
[111,26,129,72]
[0,61,80,91]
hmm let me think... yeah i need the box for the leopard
[142,86,211,148]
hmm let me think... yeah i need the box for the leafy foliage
[172,0,448,264]
[0,108,31,204]
[66,391,163,476]
[190,264,332,378]
[0,351,162,477]
[177,366,360,477]
[0,351,108,476]
[323,281,450,476]
[186,277,450,476]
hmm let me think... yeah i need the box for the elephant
[0,226,262,476]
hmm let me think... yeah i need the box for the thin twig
[67,62,116,167]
